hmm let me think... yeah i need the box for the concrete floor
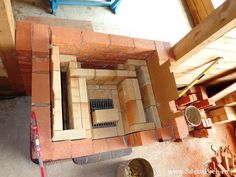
[0,97,236,177]
[12,0,191,45]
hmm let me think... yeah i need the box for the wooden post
[184,0,214,26]
[0,0,24,94]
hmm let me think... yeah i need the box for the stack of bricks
[191,118,212,138]
[124,60,161,127]
[208,146,236,177]
[135,60,162,129]
[157,116,189,142]
[118,78,155,134]
[175,86,215,111]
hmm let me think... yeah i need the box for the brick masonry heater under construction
[16,21,188,161]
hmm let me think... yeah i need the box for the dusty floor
[12,0,191,45]
[0,97,235,177]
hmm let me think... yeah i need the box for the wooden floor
[0,97,235,177]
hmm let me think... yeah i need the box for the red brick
[110,34,134,50]
[52,141,71,160]
[187,86,208,101]
[32,24,49,55]
[139,130,157,145]
[32,73,50,104]
[127,133,141,147]
[16,21,32,52]
[133,38,155,51]
[175,94,198,107]
[71,139,93,158]
[32,57,49,73]
[195,118,212,130]
[193,99,215,109]
[107,136,127,151]
[31,106,52,161]
[196,86,208,100]
[172,116,189,140]
[161,119,173,128]
[209,161,216,171]
[155,41,175,65]
[157,127,174,141]
[127,130,156,147]
[93,139,109,154]
[82,31,110,48]
[51,26,82,54]
[192,129,209,138]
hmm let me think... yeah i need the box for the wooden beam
[172,0,236,69]
[0,0,24,94]
[184,0,214,26]
[211,82,236,102]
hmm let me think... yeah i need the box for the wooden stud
[184,0,214,26]
[0,0,24,94]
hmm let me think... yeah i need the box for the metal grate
[90,99,114,112]
[90,99,116,128]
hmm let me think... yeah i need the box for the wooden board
[172,0,236,68]
[0,0,24,94]
[171,0,236,86]
[211,83,236,102]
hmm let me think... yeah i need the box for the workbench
[50,0,122,15]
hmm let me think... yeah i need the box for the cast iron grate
[90,99,116,128]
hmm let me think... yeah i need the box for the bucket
[184,105,202,127]
[116,158,154,177]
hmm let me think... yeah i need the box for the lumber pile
[208,146,236,177]
[216,91,236,107]
[206,83,236,124]
[208,106,236,124]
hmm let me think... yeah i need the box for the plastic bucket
[184,105,202,127]
[116,158,154,177]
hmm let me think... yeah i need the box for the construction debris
[208,146,236,177]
